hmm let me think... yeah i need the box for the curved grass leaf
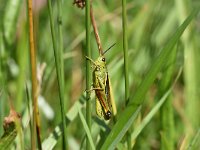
[78,105,95,150]
[131,89,171,142]
[101,9,199,150]
[42,95,85,150]
[47,0,67,148]
[187,128,200,150]
[105,106,141,149]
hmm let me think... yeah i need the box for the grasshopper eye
[102,58,105,62]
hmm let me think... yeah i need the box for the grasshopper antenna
[103,43,116,55]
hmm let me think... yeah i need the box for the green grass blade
[85,0,92,149]
[78,105,95,150]
[131,89,171,142]
[105,106,141,150]
[187,128,200,150]
[122,0,131,148]
[42,96,85,150]
[101,9,199,150]
[16,23,29,111]
[0,24,5,135]
[175,0,200,143]
[159,46,177,150]
[3,0,22,44]
[47,0,67,148]
[129,9,198,106]
[56,0,67,148]
[122,0,129,106]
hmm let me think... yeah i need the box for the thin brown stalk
[90,4,103,55]
[27,0,42,149]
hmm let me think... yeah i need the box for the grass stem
[90,5,103,55]
[57,0,67,149]
[122,0,131,149]
[159,46,177,150]
[27,0,42,149]
[47,0,67,149]
[85,0,91,149]
[122,0,129,106]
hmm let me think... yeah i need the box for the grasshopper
[86,43,115,120]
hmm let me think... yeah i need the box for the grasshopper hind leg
[96,97,112,120]
[96,98,104,118]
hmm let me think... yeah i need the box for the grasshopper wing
[105,73,112,110]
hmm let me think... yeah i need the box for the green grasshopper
[86,43,115,120]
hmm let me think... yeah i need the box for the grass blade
[56,0,67,148]
[47,0,67,148]
[42,96,85,150]
[85,0,92,149]
[131,89,171,142]
[105,106,142,150]
[122,0,131,148]
[187,128,200,150]
[159,46,177,150]
[78,105,95,150]
[175,0,200,143]
[122,0,129,106]
[3,0,22,44]
[101,9,199,150]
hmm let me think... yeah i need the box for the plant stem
[0,16,5,135]
[159,46,177,150]
[27,0,42,149]
[85,0,91,149]
[47,0,67,149]
[57,0,67,149]
[90,5,103,55]
[122,0,131,149]
[122,0,129,105]
[175,0,200,144]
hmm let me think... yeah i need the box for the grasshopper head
[95,55,106,70]
[97,55,106,63]
[95,43,116,68]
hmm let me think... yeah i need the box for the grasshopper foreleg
[86,87,104,93]
[85,56,98,68]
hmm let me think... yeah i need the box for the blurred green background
[0,0,200,149]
